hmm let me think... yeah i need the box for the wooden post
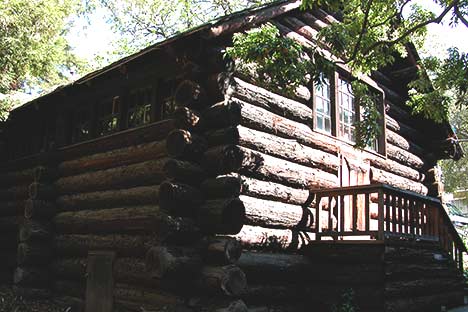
[85,251,115,312]
[377,189,384,241]
[315,195,321,240]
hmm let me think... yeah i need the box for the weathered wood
[28,182,56,200]
[198,265,247,296]
[56,185,160,212]
[0,167,35,187]
[173,80,207,108]
[369,155,424,182]
[166,129,207,160]
[58,140,167,177]
[159,181,203,216]
[58,119,175,160]
[33,166,57,183]
[163,159,206,185]
[53,205,195,238]
[14,267,50,287]
[385,278,464,298]
[204,145,338,189]
[197,198,245,234]
[387,129,426,158]
[114,283,183,307]
[384,291,464,312]
[206,126,339,173]
[0,200,25,217]
[370,168,428,195]
[55,158,168,195]
[281,16,320,42]
[19,220,52,242]
[385,115,426,145]
[54,234,157,257]
[387,144,426,169]
[173,106,205,131]
[0,184,29,201]
[145,246,203,279]
[225,76,313,125]
[17,242,52,265]
[202,237,242,265]
[231,225,314,251]
[85,251,115,312]
[24,199,56,219]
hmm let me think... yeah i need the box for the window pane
[314,76,331,134]
[338,78,355,142]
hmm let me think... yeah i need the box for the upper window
[128,87,153,128]
[337,78,356,143]
[98,96,120,136]
[314,76,332,134]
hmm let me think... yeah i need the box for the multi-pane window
[72,108,92,143]
[337,78,356,143]
[314,77,332,134]
[128,87,153,128]
[98,96,120,136]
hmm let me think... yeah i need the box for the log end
[220,265,247,296]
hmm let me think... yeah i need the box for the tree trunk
[55,158,168,195]
[58,140,167,177]
[145,246,203,279]
[206,126,339,173]
[56,185,160,212]
[166,129,207,161]
[204,145,338,189]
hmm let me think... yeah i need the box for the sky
[67,1,468,68]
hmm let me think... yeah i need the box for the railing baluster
[423,203,429,236]
[397,196,403,234]
[328,196,333,232]
[365,193,370,233]
[352,194,358,233]
[315,195,322,240]
[340,194,345,234]
[403,198,409,234]
[391,195,397,233]
[378,189,385,240]
[409,200,415,235]
[385,194,391,232]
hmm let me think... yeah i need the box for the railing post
[315,195,322,240]
[377,189,384,241]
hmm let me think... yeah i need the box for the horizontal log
[370,168,428,195]
[0,184,29,201]
[0,167,35,187]
[56,185,160,212]
[163,159,207,185]
[198,265,247,296]
[53,205,201,241]
[58,119,175,160]
[58,140,167,177]
[281,16,320,42]
[173,80,207,109]
[166,129,207,161]
[24,200,56,219]
[385,115,425,145]
[159,181,203,216]
[28,183,56,200]
[387,144,426,169]
[387,129,425,158]
[13,286,51,299]
[54,234,157,257]
[19,220,52,242]
[114,283,184,307]
[385,278,464,299]
[173,106,205,131]
[231,225,314,251]
[0,200,25,217]
[14,267,50,287]
[55,158,168,195]
[197,198,245,234]
[206,126,339,173]
[225,76,313,125]
[145,246,203,279]
[384,291,463,312]
[204,145,338,189]
[201,237,242,265]
[369,155,424,182]
[33,166,57,183]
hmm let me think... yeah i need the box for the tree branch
[347,0,373,63]
[455,5,468,27]
[369,0,412,28]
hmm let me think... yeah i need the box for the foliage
[332,289,357,312]
[91,0,271,56]
[0,0,87,119]
[225,24,315,96]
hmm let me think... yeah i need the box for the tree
[0,0,86,120]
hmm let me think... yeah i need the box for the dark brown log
[58,140,167,177]
[58,119,175,160]
[54,234,157,257]
[232,225,314,251]
[385,278,464,298]
[387,129,426,158]
[145,246,203,279]
[33,166,57,183]
[198,265,247,296]
[24,199,56,219]
[201,174,243,198]
[0,184,29,201]
[369,155,424,182]
[387,144,426,169]
[225,76,313,125]
[202,237,242,265]
[0,167,35,187]
[173,80,207,108]
[17,242,52,265]
[53,206,200,242]
[14,267,50,287]
[384,291,463,312]
[281,16,320,42]
[19,220,52,242]
[204,145,338,189]
[209,0,301,37]
[159,181,203,216]
[28,182,56,200]
[0,216,21,233]
[55,158,168,195]
[0,200,25,217]
[370,168,428,195]
[56,185,160,212]
[163,159,206,185]
[197,198,245,234]
[166,129,207,160]
[114,283,183,307]
[385,115,426,145]
[206,126,339,173]
[173,106,205,131]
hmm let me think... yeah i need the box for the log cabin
[0,1,466,311]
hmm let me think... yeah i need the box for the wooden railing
[313,183,466,271]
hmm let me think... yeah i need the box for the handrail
[312,183,466,271]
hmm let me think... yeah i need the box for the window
[72,108,92,143]
[312,73,385,155]
[98,96,120,136]
[128,87,153,128]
